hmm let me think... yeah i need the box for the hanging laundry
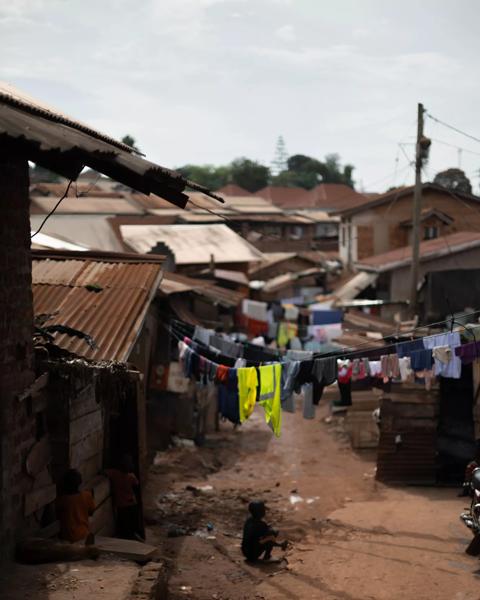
[423,332,461,378]
[288,336,302,350]
[242,299,268,322]
[215,364,230,385]
[410,349,434,372]
[308,323,343,343]
[380,354,400,381]
[310,310,343,326]
[268,322,279,339]
[398,357,414,382]
[258,364,282,436]
[247,318,269,338]
[237,367,259,422]
[312,357,337,386]
[193,326,213,346]
[337,360,352,384]
[277,322,289,348]
[281,360,301,411]
[210,334,243,359]
[368,360,382,378]
[286,349,313,361]
[218,369,240,425]
[282,304,299,321]
[234,358,247,369]
[293,360,314,393]
[396,339,424,358]
[302,383,315,419]
[336,380,352,407]
[455,341,480,365]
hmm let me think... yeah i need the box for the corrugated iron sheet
[32,250,164,362]
[0,82,223,208]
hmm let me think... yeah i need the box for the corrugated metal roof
[0,81,223,208]
[333,271,378,301]
[356,231,480,272]
[31,249,164,362]
[159,272,243,307]
[120,224,263,265]
[31,195,143,215]
[30,232,89,252]
[30,214,126,252]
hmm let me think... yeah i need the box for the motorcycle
[460,467,480,555]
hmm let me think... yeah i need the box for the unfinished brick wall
[0,153,35,559]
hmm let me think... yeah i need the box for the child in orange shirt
[105,455,141,540]
[56,469,95,543]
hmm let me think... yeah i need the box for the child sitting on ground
[56,468,95,543]
[241,500,288,563]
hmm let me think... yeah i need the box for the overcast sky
[2,0,480,191]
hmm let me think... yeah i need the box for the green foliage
[177,164,231,190]
[230,158,270,192]
[121,134,140,152]
[177,150,355,192]
[271,135,288,175]
[433,168,472,195]
[274,152,355,189]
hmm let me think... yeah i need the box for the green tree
[433,168,472,195]
[230,158,270,192]
[271,135,288,175]
[121,134,140,152]
[274,153,355,189]
[176,164,230,190]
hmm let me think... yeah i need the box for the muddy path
[143,401,378,599]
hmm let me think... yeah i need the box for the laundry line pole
[409,102,425,317]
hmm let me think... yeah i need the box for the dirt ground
[144,399,480,600]
[0,557,140,600]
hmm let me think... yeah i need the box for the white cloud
[275,24,296,42]
[0,0,479,189]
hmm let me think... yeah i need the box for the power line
[31,179,74,239]
[426,113,480,146]
[428,137,480,158]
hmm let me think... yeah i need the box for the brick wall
[356,225,374,259]
[0,153,35,559]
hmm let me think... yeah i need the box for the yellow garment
[237,367,258,422]
[277,322,289,348]
[286,322,298,340]
[258,364,282,437]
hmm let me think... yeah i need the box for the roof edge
[31,248,166,264]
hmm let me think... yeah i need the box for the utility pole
[409,103,425,316]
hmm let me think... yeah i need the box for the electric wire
[31,178,74,239]
[426,113,480,146]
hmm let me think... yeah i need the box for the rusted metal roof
[355,231,480,272]
[31,195,143,215]
[0,82,223,208]
[159,272,243,308]
[31,249,164,362]
[120,224,263,265]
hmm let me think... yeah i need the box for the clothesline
[167,318,480,438]
[170,308,480,364]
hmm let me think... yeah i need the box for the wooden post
[409,103,425,316]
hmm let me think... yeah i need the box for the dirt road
[144,401,480,600]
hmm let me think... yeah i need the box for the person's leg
[261,541,274,560]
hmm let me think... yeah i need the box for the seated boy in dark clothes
[241,501,287,562]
